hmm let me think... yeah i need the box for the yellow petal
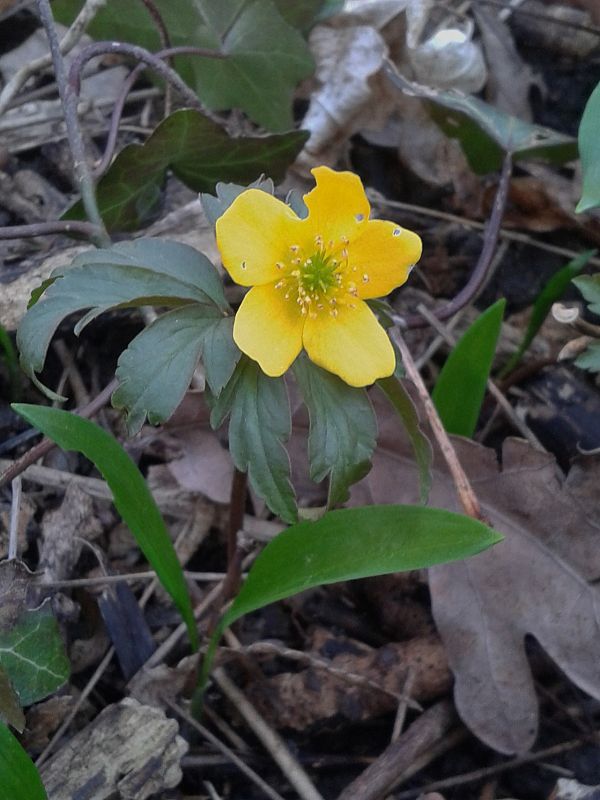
[348,220,422,300]
[303,300,395,386]
[216,189,305,286]
[303,166,371,247]
[233,283,304,376]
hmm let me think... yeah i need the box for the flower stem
[36,0,111,249]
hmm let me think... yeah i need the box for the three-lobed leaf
[12,405,198,650]
[293,357,377,507]
[211,357,297,523]
[63,110,308,230]
[432,299,505,437]
[17,238,225,399]
[576,80,600,213]
[0,723,47,800]
[54,1,314,132]
[113,305,240,435]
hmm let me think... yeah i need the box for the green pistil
[300,251,337,294]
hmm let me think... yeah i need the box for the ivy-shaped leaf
[54,0,314,131]
[293,356,377,507]
[211,357,297,523]
[113,305,240,435]
[64,110,308,231]
[0,601,69,708]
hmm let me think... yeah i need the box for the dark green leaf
[200,177,274,228]
[574,274,600,315]
[0,601,69,708]
[113,305,239,434]
[54,1,314,131]
[577,80,600,213]
[65,110,308,231]
[17,239,224,399]
[432,299,505,437]
[293,357,377,507]
[500,251,595,376]
[386,66,577,174]
[377,376,432,504]
[200,316,241,397]
[199,505,503,687]
[211,358,296,523]
[575,341,600,372]
[272,0,323,30]
[11,405,198,650]
[0,323,20,399]
[0,723,47,800]
[0,667,25,731]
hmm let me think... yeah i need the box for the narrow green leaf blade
[501,251,595,376]
[378,376,433,504]
[211,358,297,523]
[293,357,377,507]
[0,601,69,707]
[112,305,236,435]
[11,405,198,650]
[577,80,600,213]
[197,505,503,688]
[0,723,47,800]
[432,299,506,437]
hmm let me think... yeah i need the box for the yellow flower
[216,166,422,386]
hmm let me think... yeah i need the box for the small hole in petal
[355,213,364,222]
[241,261,247,269]
[393,227,402,237]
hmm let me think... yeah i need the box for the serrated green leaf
[378,376,432,504]
[200,177,274,228]
[575,341,600,372]
[17,239,224,399]
[386,66,577,174]
[0,723,47,799]
[64,110,307,231]
[11,405,198,650]
[574,274,600,315]
[0,601,69,707]
[198,504,503,689]
[113,305,239,435]
[577,80,600,213]
[432,299,505,437]
[293,357,377,507]
[54,0,313,131]
[211,358,296,523]
[0,666,25,731]
[500,250,595,377]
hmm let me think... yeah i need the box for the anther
[241,260,247,270]
[290,244,300,252]
[330,308,339,318]
[292,258,302,266]
[362,274,369,283]
[341,248,348,259]
[340,235,349,245]
[275,280,285,289]
[276,261,285,270]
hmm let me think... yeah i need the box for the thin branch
[0,220,104,242]
[0,0,107,116]
[36,0,110,247]
[393,152,513,329]
[8,477,21,560]
[138,0,172,114]
[0,378,118,490]
[390,328,484,521]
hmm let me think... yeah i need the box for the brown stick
[336,700,457,800]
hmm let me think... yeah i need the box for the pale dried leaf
[352,391,600,753]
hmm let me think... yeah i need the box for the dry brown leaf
[351,389,600,754]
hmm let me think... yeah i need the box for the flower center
[273,234,366,319]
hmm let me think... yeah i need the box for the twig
[222,468,247,602]
[0,377,118,490]
[390,668,415,742]
[8,477,21,559]
[415,303,545,450]
[336,700,457,800]
[92,44,227,177]
[168,700,287,800]
[213,667,326,800]
[0,220,105,241]
[391,152,513,329]
[38,570,234,589]
[0,0,107,116]
[36,0,110,247]
[393,731,600,799]
[139,0,172,114]
[390,329,484,520]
